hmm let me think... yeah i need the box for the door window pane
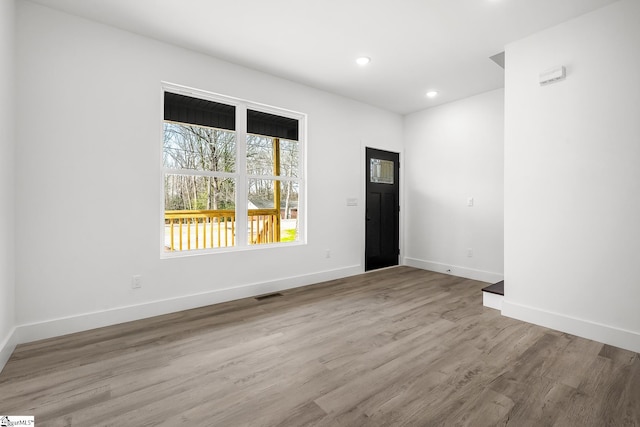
[370,158,394,184]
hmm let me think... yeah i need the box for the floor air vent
[255,292,283,301]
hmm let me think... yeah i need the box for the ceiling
[28,0,620,115]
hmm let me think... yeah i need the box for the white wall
[403,89,504,283]
[503,0,640,352]
[0,0,16,372]
[14,1,403,342]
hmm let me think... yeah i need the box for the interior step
[482,280,504,295]
[482,280,504,310]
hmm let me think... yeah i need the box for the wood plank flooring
[1,266,639,426]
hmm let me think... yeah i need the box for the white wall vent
[539,66,566,85]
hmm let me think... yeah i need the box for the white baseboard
[483,292,503,310]
[15,265,363,345]
[502,300,640,354]
[0,327,18,375]
[403,257,504,284]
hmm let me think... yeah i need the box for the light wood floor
[1,266,639,426]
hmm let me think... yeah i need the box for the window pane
[370,158,394,184]
[246,135,298,178]
[247,178,275,209]
[165,174,235,210]
[280,181,299,242]
[246,135,274,175]
[248,178,275,245]
[164,174,236,252]
[280,180,298,220]
[280,139,299,178]
[247,179,299,245]
[164,123,236,172]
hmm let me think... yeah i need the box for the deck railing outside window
[164,209,282,251]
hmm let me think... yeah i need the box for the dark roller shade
[248,110,299,141]
[164,92,235,131]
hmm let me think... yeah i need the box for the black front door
[365,147,400,271]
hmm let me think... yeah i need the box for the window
[370,158,394,184]
[162,84,305,254]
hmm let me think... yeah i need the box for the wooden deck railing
[164,209,280,251]
[248,209,281,245]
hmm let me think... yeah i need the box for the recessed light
[426,91,439,98]
[356,56,371,66]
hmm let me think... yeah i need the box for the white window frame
[160,82,306,257]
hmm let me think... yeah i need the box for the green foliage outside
[281,228,297,242]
